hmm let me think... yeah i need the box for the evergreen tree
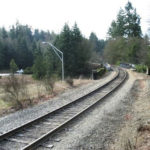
[55,24,72,76]
[89,32,99,52]
[89,32,105,53]
[0,21,95,78]
[124,2,141,37]
[71,23,82,75]
[1,27,8,39]
[108,1,141,38]
[104,37,149,65]
[0,40,5,69]
[55,23,92,76]
[32,55,46,79]
[10,59,18,74]
[108,9,126,38]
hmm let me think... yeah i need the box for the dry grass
[0,75,92,116]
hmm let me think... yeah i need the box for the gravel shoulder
[0,71,115,134]
[39,69,138,150]
[110,71,150,150]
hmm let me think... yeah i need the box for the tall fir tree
[124,2,141,37]
[89,32,105,53]
[108,1,141,38]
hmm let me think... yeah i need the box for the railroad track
[0,68,127,150]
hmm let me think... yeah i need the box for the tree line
[104,1,150,66]
[0,22,55,70]
[1,1,149,79]
[0,22,105,79]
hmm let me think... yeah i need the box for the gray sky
[0,0,150,39]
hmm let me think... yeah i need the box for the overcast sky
[0,0,150,39]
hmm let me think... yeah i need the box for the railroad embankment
[52,70,150,150]
[110,71,150,150]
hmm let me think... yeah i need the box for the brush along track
[0,68,126,150]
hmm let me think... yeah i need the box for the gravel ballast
[0,71,116,134]
[37,69,137,150]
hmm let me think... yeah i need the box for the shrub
[24,67,33,74]
[135,64,147,73]
[2,75,31,109]
[66,77,74,87]
[93,67,106,79]
[32,55,46,79]
[97,67,106,75]
[10,59,18,74]
[43,77,55,94]
[116,60,121,66]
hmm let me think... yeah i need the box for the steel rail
[0,68,127,150]
[0,68,119,142]
[22,68,127,150]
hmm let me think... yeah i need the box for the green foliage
[0,21,105,79]
[108,2,141,38]
[93,67,106,79]
[105,2,150,66]
[135,64,147,73]
[44,47,60,77]
[96,67,106,75]
[0,40,5,69]
[0,22,57,70]
[32,55,46,79]
[89,32,105,53]
[104,37,150,65]
[24,67,33,74]
[55,23,92,77]
[116,60,121,66]
[32,44,61,79]
[104,37,127,64]
[10,59,18,74]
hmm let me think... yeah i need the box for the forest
[104,2,150,67]
[0,1,150,79]
[0,22,104,79]
[0,1,150,112]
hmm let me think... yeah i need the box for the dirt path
[109,71,150,150]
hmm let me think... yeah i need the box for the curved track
[0,68,127,150]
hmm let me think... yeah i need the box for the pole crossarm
[50,45,63,62]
